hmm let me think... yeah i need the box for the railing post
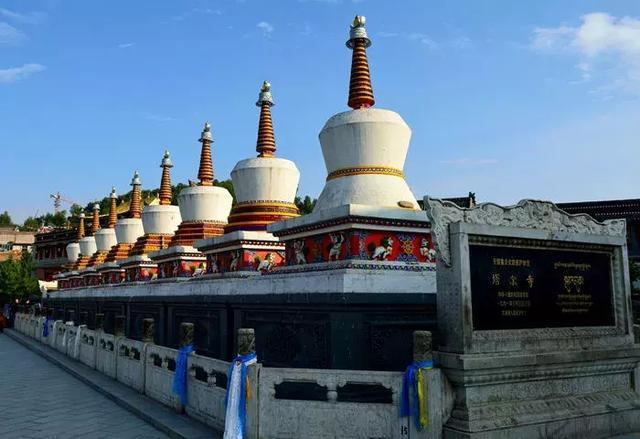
[95,313,104,332]
[413,330,433,363]
[237,327,255,356]
[179,322,194,348]
[238,327,259,439]
[114,315,125,337]
[142,318,155,344]
[410,330,439,439]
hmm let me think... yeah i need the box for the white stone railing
[54,321,70,354]
[96,332,118,378]
[10,313,449,439]
[145,344,183,411]
[185,352,234,432]
[79,328,97,369]
[257,367,409,439]
[117,338,146,393]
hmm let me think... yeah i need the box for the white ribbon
[223,355,257,439]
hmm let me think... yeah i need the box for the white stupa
[98,171,145,283]
[196,81,300,275]
[120,150,181,282]
[268,16,433,271]
[149,123,233,278]
[94,187,118,256]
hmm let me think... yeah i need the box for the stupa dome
[313,16,419,212]
[66,242,80,262]
[142,151,181,234]
[176,123,232,225]
[95,186,118,251]
[226,81,300,232]
[114,171,144,244]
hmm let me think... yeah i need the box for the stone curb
[5,329,219,439]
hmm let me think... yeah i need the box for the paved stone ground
[0,332,168,438]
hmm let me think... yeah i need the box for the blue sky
[1,0,639,223]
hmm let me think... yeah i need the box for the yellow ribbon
[416,369,429,429]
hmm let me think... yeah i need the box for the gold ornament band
[326,166,405,181]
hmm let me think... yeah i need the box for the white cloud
[0,8,45,25]
[377,31,471,50]
[257,21,274,37]
[142,112,175,122]
[0,63,45,84]
[532,13,640,95]
[118,43,134,49]
[0,22,26,45]
[409,33,438,50]
[440,158,498,166]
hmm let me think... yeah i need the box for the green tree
[0,249,39,301]
[0,211,13,227]
[69,203,83,217]
[22,216,41,231]
[214,179,236,204]
[295,196,317,215]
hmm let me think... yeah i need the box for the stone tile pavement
[0,332,168,438]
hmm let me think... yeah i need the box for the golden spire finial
[197,122,215,186]
[129,171,142,219]
[256,80,276,157]
[77,210,85,240]
[346,15,375,109]
[159,150,173,205]
[108,187,117,228]
[91,202,100,234]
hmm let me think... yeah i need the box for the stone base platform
[438,348,640,439]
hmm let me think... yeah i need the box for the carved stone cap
[237,328,255,356]
[142,318,155,343]
[95,313,104,330]
[114,315,125,337]
[424,197,627,267]
[179,322,194,348]
[413,330,433,363]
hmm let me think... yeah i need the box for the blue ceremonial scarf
[400,359,434,430]
[172,344,193,406]
[42,316,53,337]
[225,351,257,438]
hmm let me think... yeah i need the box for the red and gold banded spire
[224,81,299,233]
[77,211,85,240]
[198,122,214,186]
[346,15,375,110]
[129,171,142,219]
[91,203,101,235]
[159,150,173,205]
[108,187,118,228]
[256,81,276,157]
[130,151,175,256]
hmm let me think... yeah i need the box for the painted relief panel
[284,229,435,265]
[157,259,206,279]
[206,249,285,274]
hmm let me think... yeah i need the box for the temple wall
[45,270,436,371]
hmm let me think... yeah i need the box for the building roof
[556,198,640,222]
[0,229,35,245]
